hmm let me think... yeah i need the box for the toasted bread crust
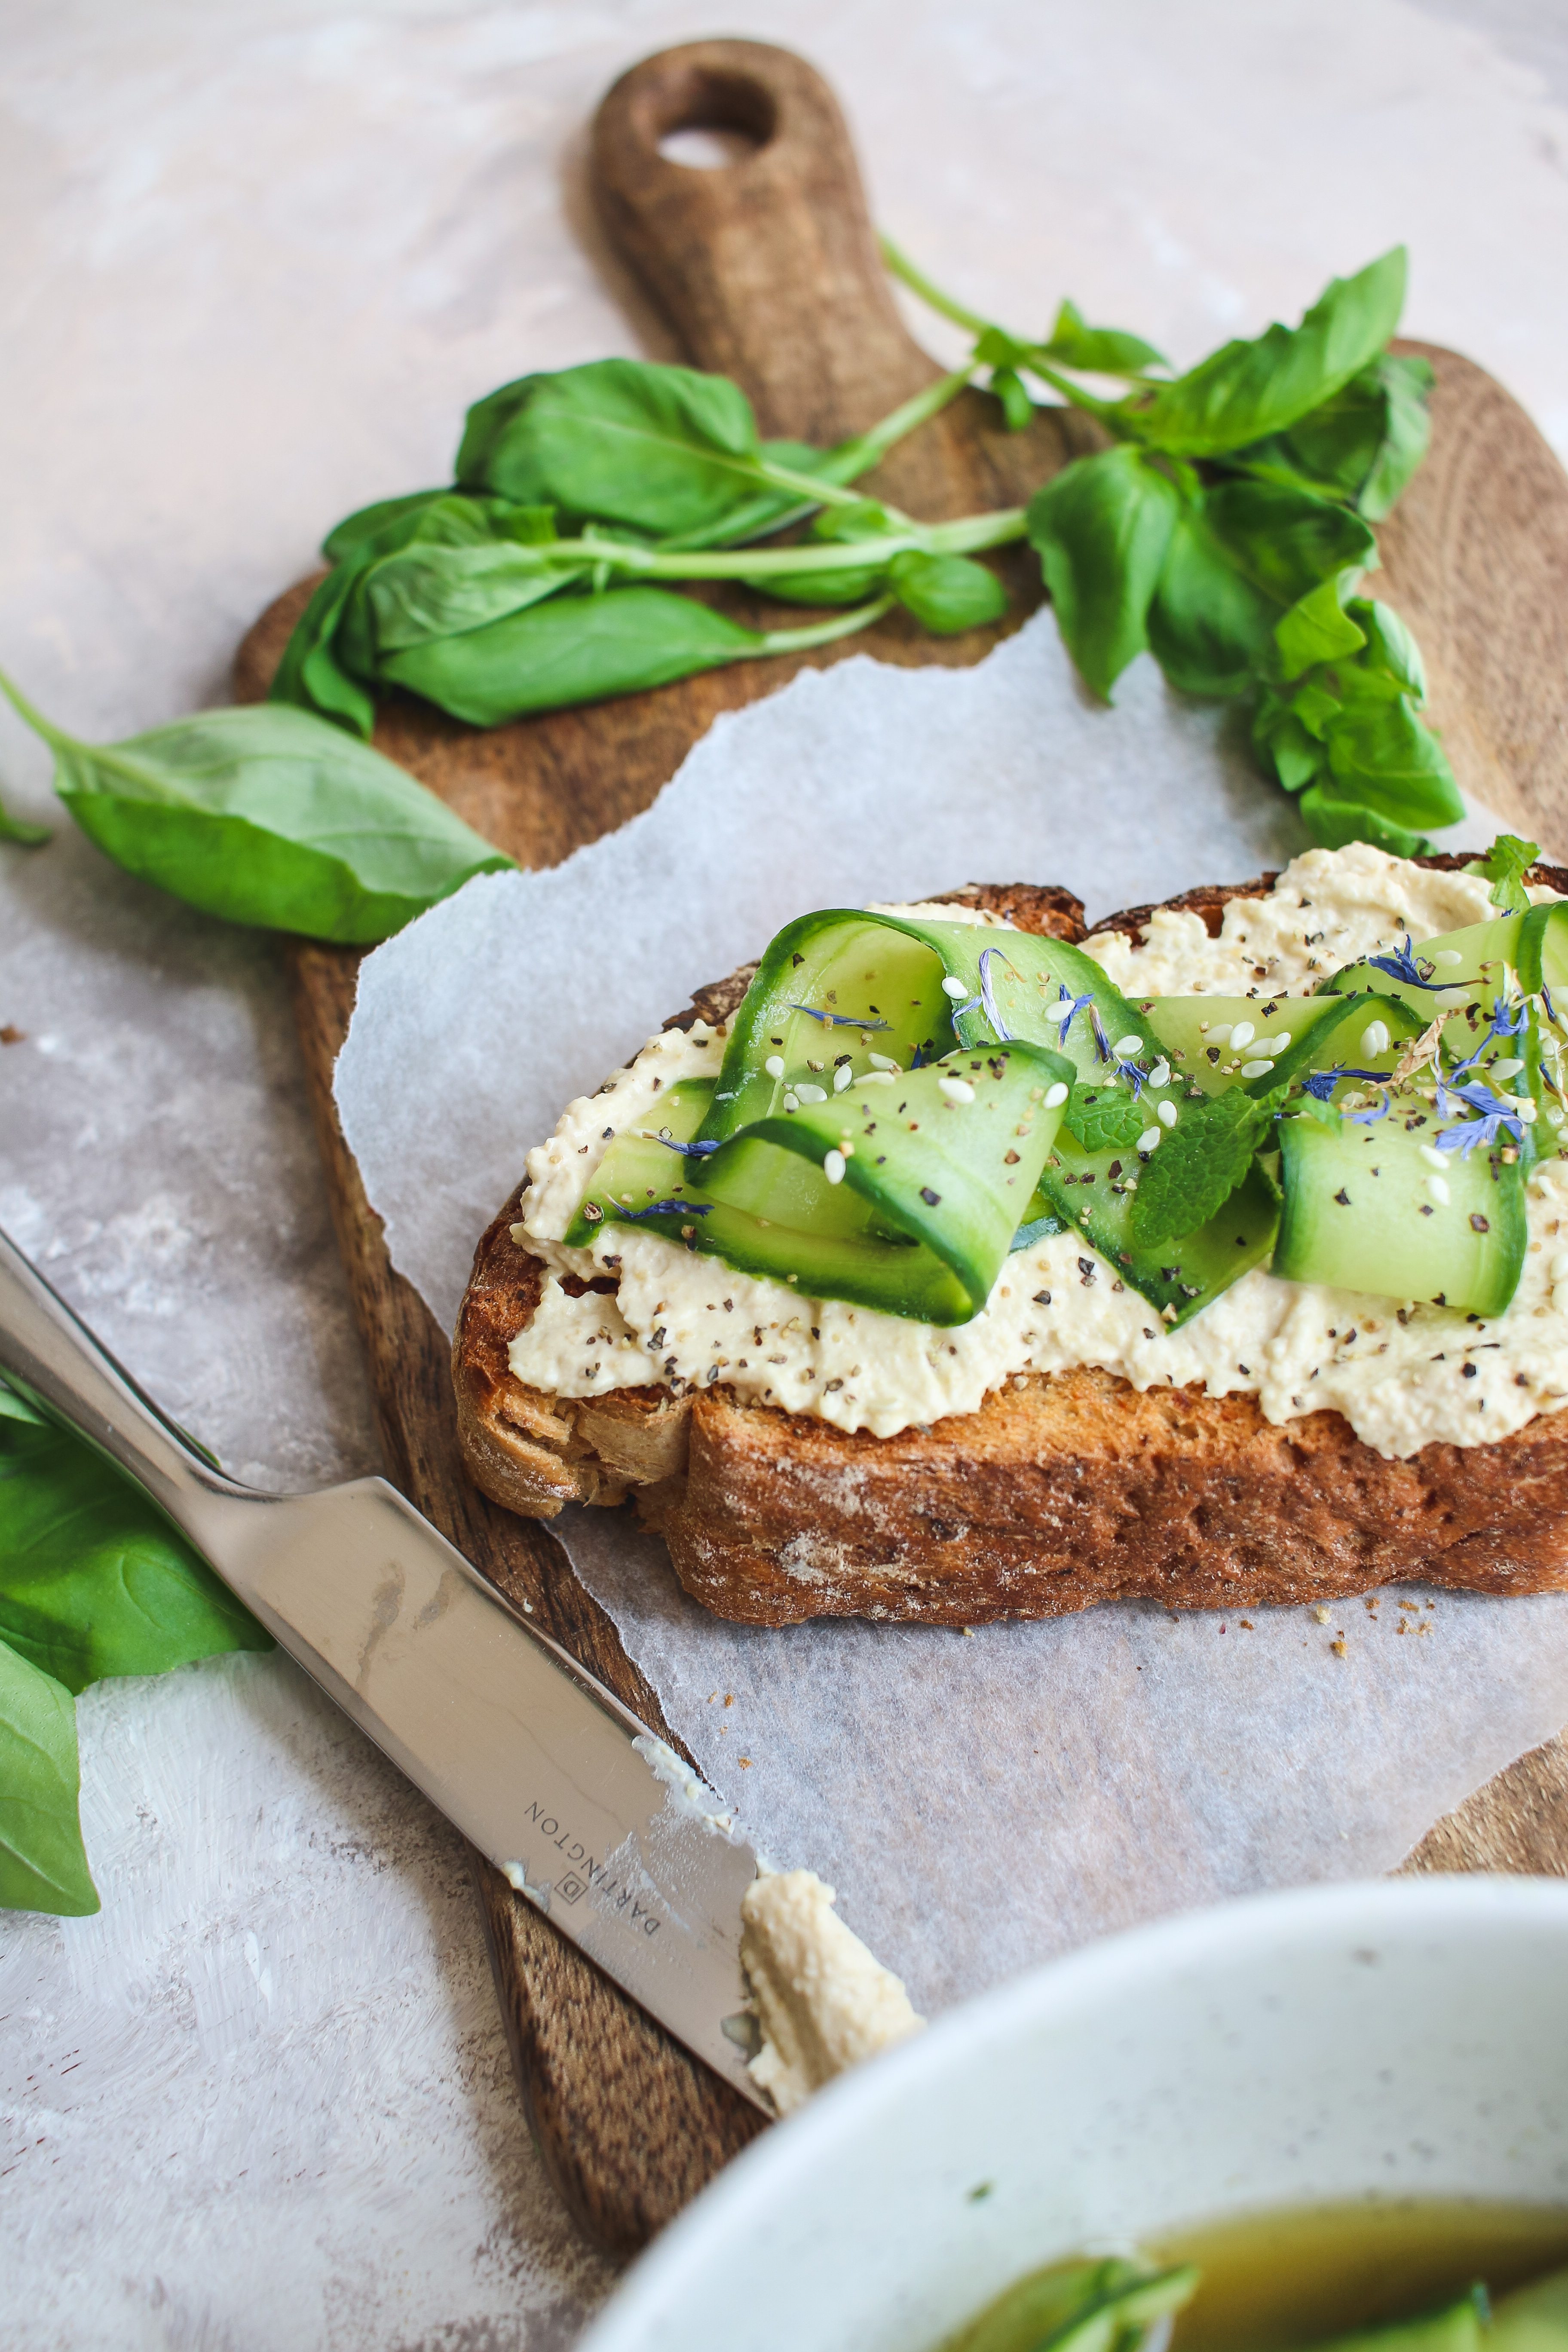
[450,859,1568,1624]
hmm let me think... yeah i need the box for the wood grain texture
[235,35,1568,2253]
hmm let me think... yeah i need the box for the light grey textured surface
[3,1,1568,2345]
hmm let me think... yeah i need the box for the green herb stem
[753,595,898,656]
[879,234,992,337]
[0,664,70,750]
[815,364,977,484]
[542,506,1026,584]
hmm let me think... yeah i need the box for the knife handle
[0,1225,247,1546]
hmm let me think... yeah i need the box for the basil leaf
[381,585,764,727]
[888,551,1008,634]
[0,1636,97,1916]
[0,788,50,846]
[1274,572,1368,679]
[1132,248,1407,457]
[321,487,452,564]
[1130,1088,1277,1249]
[1357,353,1436,520]
[267,561,379,739]
[0,1415,267,1694]
[1038,299,1169,377]
[1253,693,1326,793]
[458,358,766,536]
[1228,355,1432,518]
[275,490,534,737]
[0,674,511,943]
[1026,447,1180,697]
[1203,478,1376,605]
[989,366,1036,432]
[1322,693,1463,831]
[1148,500,1279,697]
[453,372,552,500]
[362,541,583,654]
[1298,783,1430,860]
[1467,832,1540,916]
[1065,1080,1149,1153]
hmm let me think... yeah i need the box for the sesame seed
[1239,1059,1275,1079]
[1427,1173,1452,1207]
[1043,1081,1069,1109]
[833,1064,854,1092]
[1114,1035,1142,1058]
[765,1054,785,1079]
[1229,1022,1255,1050]
[941,976,967,998]
[1148,1059,1170,1088]
[939,1075,976,1104]
[824,1149,846,1185]
[1361,1020,1390,1058]
[796,1083,828,1103]
[1138,1127,1162,1152]
[1157,1101,1177,1128]
[868,1052,900,1071]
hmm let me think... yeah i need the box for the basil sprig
[0,1379,270,1916]
[881,238,1455,857]
[271,243,1453,863]
[0,668,511,943]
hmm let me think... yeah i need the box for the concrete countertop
[4,3,1568,2344]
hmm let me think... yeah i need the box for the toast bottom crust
[453,1188,1568,1626]
[451,865,1568,1626]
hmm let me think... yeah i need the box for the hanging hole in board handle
[635,64,779,172]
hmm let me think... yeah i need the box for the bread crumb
[1331,1638,1348,1657]
[1314,1605,1332,1623]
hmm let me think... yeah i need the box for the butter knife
[0,1227,766,2107]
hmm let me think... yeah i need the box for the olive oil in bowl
[1158,2201,1568,2352]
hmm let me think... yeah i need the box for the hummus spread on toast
[507,846,1568,1462]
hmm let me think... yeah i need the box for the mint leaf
[1065,1081,1149,1154]
[1130,1088,1278,1250]
[1026,447,1180,698]
[1467,833,1540,916]
[0,1635,98,1916]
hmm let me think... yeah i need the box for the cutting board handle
[592,38,937,442]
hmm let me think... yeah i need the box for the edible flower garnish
[1431,1001,1534,1152]
[642,1130,722,1158]
[1046,983,1095,1044]
[785,1003,891,1031]
[1433,1081,1530,1155]
[1367,934,1462,991]
[616,1198,714,1220]
[976,947,1017,1042]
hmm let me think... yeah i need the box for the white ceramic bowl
[582,1877,1568,2352]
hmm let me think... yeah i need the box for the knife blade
[0,1227,767,2107]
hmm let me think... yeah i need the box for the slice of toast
[451,859,1568,1625]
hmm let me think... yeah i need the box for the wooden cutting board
[233,37,1568,2257]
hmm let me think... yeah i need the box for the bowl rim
[582,1872,1568,2350]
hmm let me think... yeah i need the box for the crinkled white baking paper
[335,612,1568,2012]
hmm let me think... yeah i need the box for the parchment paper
[335,611,1568,2011]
